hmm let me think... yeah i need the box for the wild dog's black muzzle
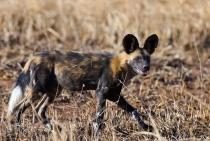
[143,65,150,71]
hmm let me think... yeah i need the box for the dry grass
[1,0,210,140]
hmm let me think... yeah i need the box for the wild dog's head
[123,34,159,76]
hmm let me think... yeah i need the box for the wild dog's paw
[43,119,52,130]
[93,121,106,136]
[93,121,100,136]
[46,122,52,130]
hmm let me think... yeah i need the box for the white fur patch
[7,86,23,118]
[45,120,52,129]
[96,112,100,117]
[132,110,137,121]
[93,122,99,132]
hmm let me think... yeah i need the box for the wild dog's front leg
[117,96,153,131]
[93,79,109,134]
[131,110,153,132]
[93,91,106,134]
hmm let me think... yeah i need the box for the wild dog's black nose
[143,65,150,71]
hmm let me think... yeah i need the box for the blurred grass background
[1,0,210,140]
[1,0,210,50]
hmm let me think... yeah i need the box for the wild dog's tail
[7,61,31,118]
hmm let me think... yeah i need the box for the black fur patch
[15,71,30,93]
[143,34,158,54]
[123,34,139,54]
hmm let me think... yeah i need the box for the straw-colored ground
[1,0,210,140]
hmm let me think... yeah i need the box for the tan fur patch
[128,49,141,61]
[23,56,41,73]
[54,63,67,76]
[110,52,129,78]
[91,56,99,61]
[57,50,68,56]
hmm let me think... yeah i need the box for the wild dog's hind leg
[36,86,62,129]
[35,94,51,128]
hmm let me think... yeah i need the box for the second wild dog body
[7,34,159,133]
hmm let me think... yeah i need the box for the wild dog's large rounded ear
[143,34,159,55]
[122,34,139,54]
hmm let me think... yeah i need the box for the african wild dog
[7,34,158,133]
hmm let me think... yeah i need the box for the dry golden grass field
[1,0,210,140]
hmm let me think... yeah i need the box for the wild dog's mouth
[134,67,148,76]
